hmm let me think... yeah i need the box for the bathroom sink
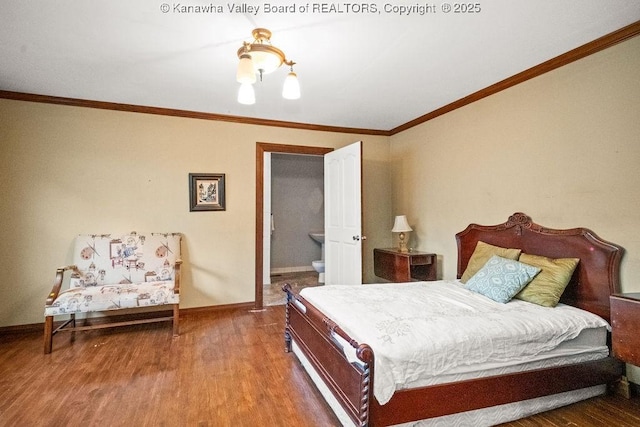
[309,232,324,244]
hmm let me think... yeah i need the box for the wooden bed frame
[283,212,625,427]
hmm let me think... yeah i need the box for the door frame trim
[255,142,333,310]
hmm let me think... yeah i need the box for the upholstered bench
[44,232,182,353]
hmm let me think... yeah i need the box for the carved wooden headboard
[455,212,624,321]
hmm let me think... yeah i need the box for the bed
[283,212,624,426]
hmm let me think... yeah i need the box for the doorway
[254,143,332,310]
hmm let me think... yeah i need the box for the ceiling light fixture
[236,28,300,104]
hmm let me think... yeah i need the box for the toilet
[312,260,325,284]
[309,232,325,284]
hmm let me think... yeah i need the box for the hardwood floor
[0,307,338,426]
[1,306,639,426]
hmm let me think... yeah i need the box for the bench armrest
[45,265,80,306]
[174,259,183,294]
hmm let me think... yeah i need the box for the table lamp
[392,215,413,253]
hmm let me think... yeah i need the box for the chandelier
[236,28,300,105]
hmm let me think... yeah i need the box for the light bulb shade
[236,53,256,84]
[282,71,300,100]
[391,215,413,233]
[237,83,255,105]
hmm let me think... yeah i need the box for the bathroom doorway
[255,143,332,310]
[264,153,324,306]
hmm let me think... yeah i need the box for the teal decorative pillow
[465,255,541,303]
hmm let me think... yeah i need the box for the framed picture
[189,173,226,211]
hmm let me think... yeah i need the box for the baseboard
[180,302,255,314]
[1,309,175,337]
[271,266,315,275]
[0,321,44,336]
[0,301,258,338]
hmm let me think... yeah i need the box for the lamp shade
[236,53,256,84]
[282,71,300,99]
[391,215,412,233]
[237,83,255,105]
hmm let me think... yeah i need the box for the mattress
[298,280,611,405]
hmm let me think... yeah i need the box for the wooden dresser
[610,293,640,366]
[373,248,437,282]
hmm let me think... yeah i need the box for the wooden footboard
[284,284,374,426]
[284,284,623,427]
[370,357,622,426]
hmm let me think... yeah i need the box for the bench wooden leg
[70,313,77,343]
[44,316,53,354]
[172,304,179,336]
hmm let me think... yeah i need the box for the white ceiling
[1,1,639,132]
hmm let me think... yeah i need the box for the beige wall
[0,101,391,327]
[390,35,640,379]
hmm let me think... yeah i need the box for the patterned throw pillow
[465,255,541,303]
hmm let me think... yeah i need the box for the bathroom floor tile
[264,271,320,306]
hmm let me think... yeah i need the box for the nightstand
[611,293,640,366]
[373,248,437,282]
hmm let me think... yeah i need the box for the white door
[262,152,272,285]
[324,141,363,285]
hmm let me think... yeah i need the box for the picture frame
[189,173,226,212]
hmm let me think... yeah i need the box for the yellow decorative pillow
[514,253,580,307]
[460,241,522,283]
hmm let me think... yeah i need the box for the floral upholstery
[45,232,181,316]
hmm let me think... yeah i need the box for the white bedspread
[299,280,610,405]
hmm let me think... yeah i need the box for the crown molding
[0,90,391,136]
